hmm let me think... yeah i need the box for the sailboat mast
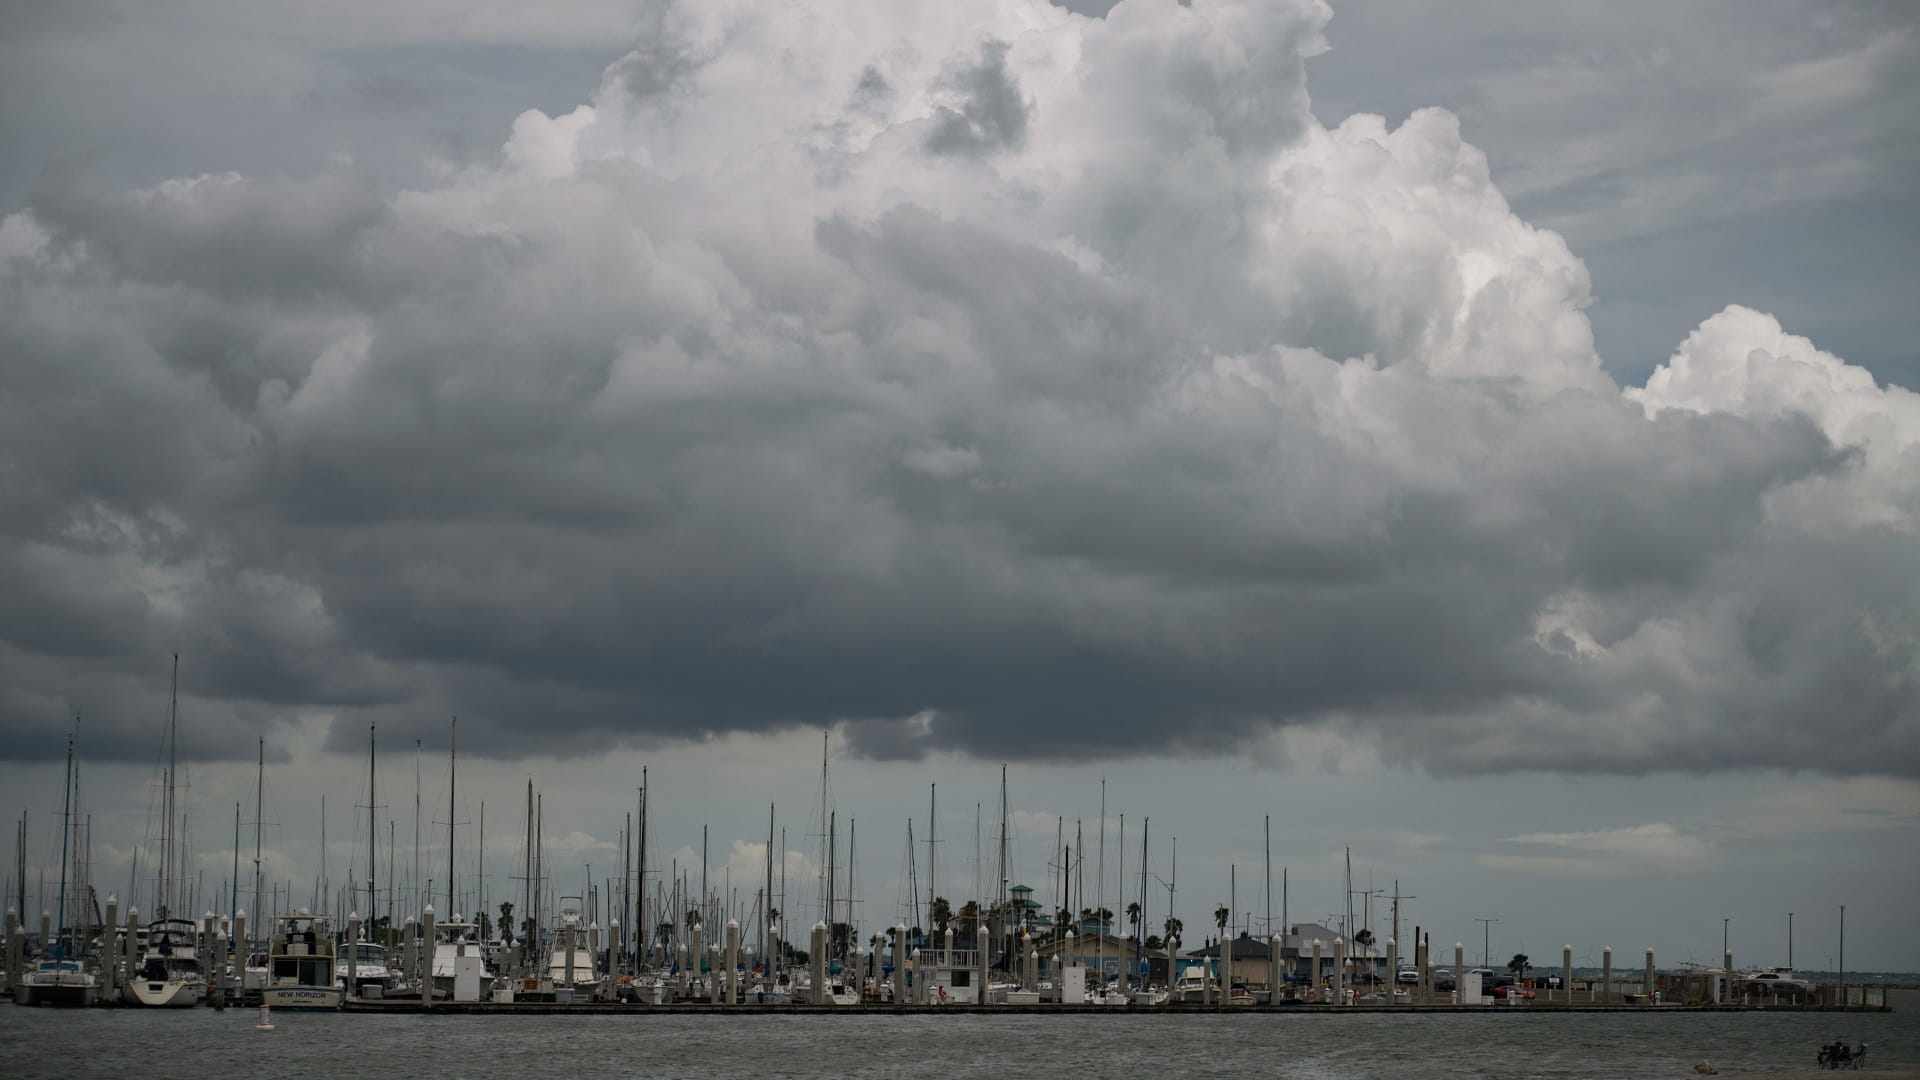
[1095,776,1105,982]
[253,736,263,944]
[1138,818,1149,955]
[636,770,647,963]
[54,730,73,958]
[367,723,377,922]
[163,653,178,918]
[764,803,774,971]
[523,777,533,948]
[927,783,936,926]
[447,717,456,918]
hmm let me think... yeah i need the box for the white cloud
[1499,823,1713,864]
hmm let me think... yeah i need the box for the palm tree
[930,897,952,936]
[1508,953,1531,983]
[1214,905,1230,938]
[498,901,515,943]
[1163,915,1183,944]
[1126,901,1142,941]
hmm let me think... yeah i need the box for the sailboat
[125,658,206,1007]
[14,729,98,1007]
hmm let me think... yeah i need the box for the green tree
[930,897,953,936]
[1126,901,1142,940]
[1163,916,1183,943]
[498,901,515,942]
[1508,953,1531,982]
[1214,905,1230,938]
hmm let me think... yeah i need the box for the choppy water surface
[3,995,1913,1079]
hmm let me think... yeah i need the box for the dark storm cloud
[0,0,1914,778]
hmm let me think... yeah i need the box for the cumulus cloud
[0,0,1915,778]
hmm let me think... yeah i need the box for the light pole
[1722,917,1729,959]
[1838,905,1845,1005]
[1788,911,1794,970]
[1475,917,1498,969]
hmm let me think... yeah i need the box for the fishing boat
[335,937,400,999]
[260,912,342,1010]
[431,916,495,1002]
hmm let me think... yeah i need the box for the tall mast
[523,777,533,947]
[764,803,774,971]
[230,800,239,931]
[252,737,263,937]
[163,653,178,918]
[1138,818,1149,956]
[997,765,1008,960]
[636,770,647,963]
[817,732,829,925]
[446,717,456,918]
[1264,815,1271,940]
[367,722,377,923]
[54,729,74,958]
[412,741,421,915]
[1095,775,1105,982]
[927,783,936,926]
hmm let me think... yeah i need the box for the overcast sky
[2,0,1915,970]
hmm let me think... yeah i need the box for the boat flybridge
[261,911,342,1010]
[431,916,495,1001]
[125,918,205,1007]
[336,937,400,1000]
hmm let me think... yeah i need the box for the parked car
[1396,969,1420,985]
[1434,969,1456,991]
[1493,984,1535,1000]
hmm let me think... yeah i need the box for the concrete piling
[1563,945,1572,1005]
[234,910,247,991]
[810,922,827,1004]
[422,906,436,1010]
[726,920,741,1005]
[910,947,923,1003]
[975,924,988,1005]
[1333,937,1346,1005]
[102,897,119,997]
[125,906,140,997]
[1311,939,1323,1002]
[3,907,17,993]
[1644,947,1654,1004]
[1602,946,1613,1005]
[893,924,907,1004]
[1269,935,1282,1007]
[1454,944,1464,1005]
[1386,939,1398,1004]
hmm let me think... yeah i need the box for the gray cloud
[924,41,1031,157]
[0,0,1914,780]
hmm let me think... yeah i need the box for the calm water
[2,995,1913,1079]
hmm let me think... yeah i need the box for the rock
[1692,1062,1718,1075]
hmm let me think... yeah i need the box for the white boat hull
[14,980,98,1007]
[124,979,203,1008]
[261,986,343,1010]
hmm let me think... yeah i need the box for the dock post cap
[1386,938,1395,948]
[423,904,435,917]
[1333,937,1343,946]
[349,911,359,921]
[726,919,738,929]
[814,920,828,931]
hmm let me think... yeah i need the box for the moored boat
[260,912,342,1010]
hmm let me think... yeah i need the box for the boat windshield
[347,943,387,963]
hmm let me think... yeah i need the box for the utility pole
[1475,917,1499,969]
[1389,881,1415,958]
